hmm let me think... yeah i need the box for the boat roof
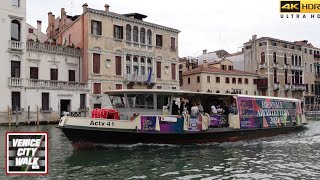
[104,89,301,102]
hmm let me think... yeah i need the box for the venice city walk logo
[6,132,48,175]
[280,0,320,18]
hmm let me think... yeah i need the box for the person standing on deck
[191,102,199,116]
[211,104,218,115]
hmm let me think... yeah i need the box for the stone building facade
[52,3,180,109]
[181,60,258,95]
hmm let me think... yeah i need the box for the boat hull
[58,125,306,146]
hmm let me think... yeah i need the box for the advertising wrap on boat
[140,116,157,133]
[159,116,184,133]
[209,115,227,127]
[188,115,202,131]
[237,97,303,129]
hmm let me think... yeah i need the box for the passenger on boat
[211,104,217,115]
[180,101,188,115]
[197,101,204,114]
[191,102,199,116]
[172,100,180,115]
[229,102,238,114]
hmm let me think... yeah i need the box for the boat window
[110,95,125,108]
[157,95,171,110]
[127,94,154,109]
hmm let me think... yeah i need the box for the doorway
[60,99,71,117]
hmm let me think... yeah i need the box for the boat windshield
[110,95,126,108]
[127,94,154,109]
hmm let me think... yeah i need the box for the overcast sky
[27,0,320,57]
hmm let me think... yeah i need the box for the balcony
[316,73,320,78]
[273,83,280,90]
[272,63,279,69]
[8,77,23,87]
[291,65,303,71]
[285,83,291,91]
[8,78,89,91]
[125,74,156,84]
[283,64,289,69]
[314,54,320,59]
[27,41,81,57]
[291,84,306,91]
[259,63,266,69]
[9,40,23,51]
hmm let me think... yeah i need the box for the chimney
[252,34,257,41]
[37,20,42,37]
[47,12,53,38]
[203,49,207,54]
[104,4,110,12]
[203,60,208,68]
[182,63,188,72]
[83,3,88,12]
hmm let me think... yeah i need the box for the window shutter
[98,22,102,35]
[91,20,94,34]
[93,53,100,74]
[157,62,161,78]
[115,56,122,75]
[120,26,123,39]
[42,93,49,111]
[171,63,176,80]
[113,25,116,38]
[69,70,75,81]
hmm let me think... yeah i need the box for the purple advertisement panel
[237,96,301,129]
[140,116,157,133]
[209,115,227,127]
[159,116,184,133]
[188,115,202,131]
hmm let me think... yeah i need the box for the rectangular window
[171,37,176,50]
[42,93,49,111]
[216,77,220,83]
[197,76,200,83]
[80,94,86,109]
[306,84,309,92]
[310,49,313,54]
[91,20,102,36]
[207,76,210,83]
[28,28,33,33]
[238,78,242,84]
[312,84,314,93]
[305,49,307,53]
[30,67,38,79]
[229,65,233,70]
[225,77,230,83]
[94,104,101,109]
[50,68,58,80]
[245,78,248,84]
[113,25,123,39]
[116,84,122,89]
[310,64,313,73]
[11,92,20,111]
[93,83,101,94]
[11,61,20,77]
[156,34,163,47]
[69,70,75,81]
[232,78,236,84]
[126,65,131,74]
[12,0,19,7]
[171,63,176,80]
[156,62,161,78]
[188,77,190,84]
[93,53,100,74]
[115,56,122,75]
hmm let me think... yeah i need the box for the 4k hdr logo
[280,0,320,13]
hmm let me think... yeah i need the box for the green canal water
[1,121,320,179]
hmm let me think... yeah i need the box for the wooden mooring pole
[8,106,11,127]
[36,105,39,126]
[27,106,30,125]
[15,106,18,127]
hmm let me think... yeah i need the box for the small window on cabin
[157,95,171,110]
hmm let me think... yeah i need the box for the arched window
[284,54,287,65]
[140,28,145,44]
[299,56,302,66]
[126,24,131,41]
[133,26,138,42]
[147,29,152,45]
[291,55,294,65]
[273,52,277,63]
[295,55,298,66]
[11,20,21,41]
[260,52,265,64]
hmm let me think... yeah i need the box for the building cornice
[87,8,180,33]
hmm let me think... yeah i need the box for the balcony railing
[272,63,279,69]
[291,65,303,71]
[27,41,81,57]
[273,83,280,90]
[259,63,266,69]
[291,84,306,91]
[8,78,89,91]
[9,40,23,51]
[125,74,156,84]
[8,77,23,87]
[285,83,291,91]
